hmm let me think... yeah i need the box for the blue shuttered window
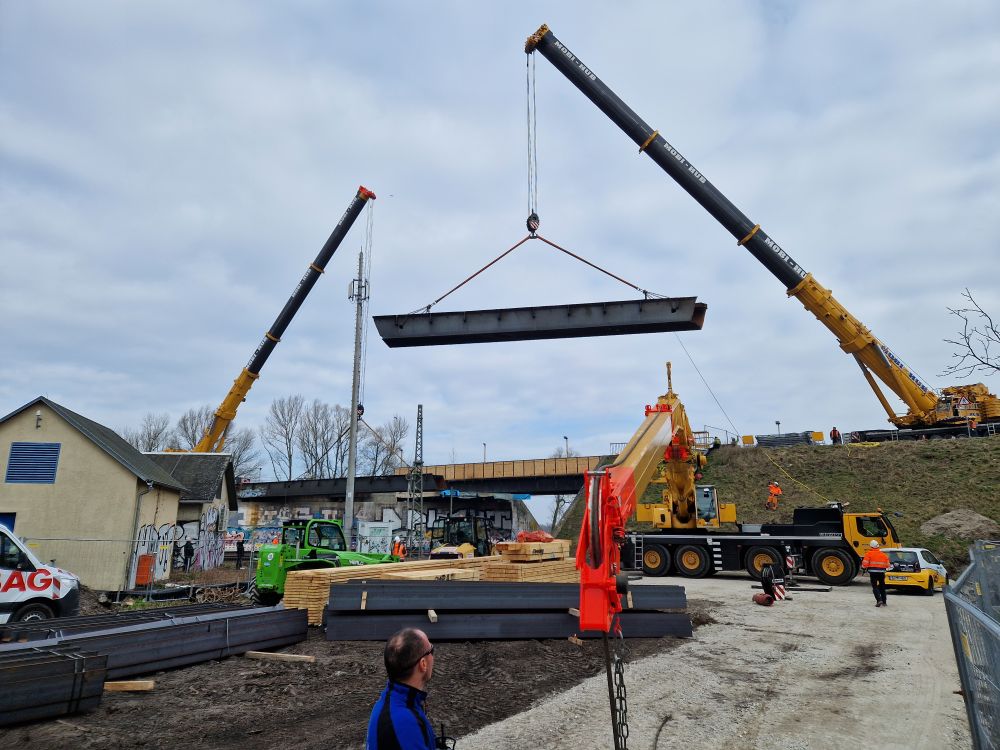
[5,442,61,484]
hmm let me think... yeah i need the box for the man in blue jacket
[367,628,438,750]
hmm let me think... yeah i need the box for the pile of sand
[920,509,1000,540]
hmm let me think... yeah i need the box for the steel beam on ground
[0,608,308,680]
[374,297,707,347]
[325,611,692,640]
[326,581,686,612]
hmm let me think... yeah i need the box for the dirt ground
[1,593,706,750]
[2,572,972,750]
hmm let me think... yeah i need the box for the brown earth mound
[920,509,1000,540]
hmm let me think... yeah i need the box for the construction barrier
[944,540,1000,750]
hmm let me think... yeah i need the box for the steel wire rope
[669,333,831,503]
[526,53,539,219]
[359,201,375,408]
[408,233,665,317]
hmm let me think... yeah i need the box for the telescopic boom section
[525,25,939,425]
[577,390,679,633]
[194,186,376,453]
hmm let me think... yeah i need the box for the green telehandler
[253,518,396,605]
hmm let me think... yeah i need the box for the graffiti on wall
[132,505,227,587]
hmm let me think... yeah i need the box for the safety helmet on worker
[869,540,880,548]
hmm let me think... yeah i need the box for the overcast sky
[3,3,999,494]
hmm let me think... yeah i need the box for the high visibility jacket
[861,548,891,572]
[392,541,407,559]
[366,680,436,750]
[768,485,782,497]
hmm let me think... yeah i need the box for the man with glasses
[367,628,438,749]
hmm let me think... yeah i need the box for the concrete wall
[0,404,180,590]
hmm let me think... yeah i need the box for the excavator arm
[524,25,955,428]
[194,186,376,452]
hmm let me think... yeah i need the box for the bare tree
[942,289,1000,378]
[359,415,409,476]
[172,406,215,449]
[298,400,342,478]
[548,444,579,532]
[120,412,172,451]
[225,426,260,479]
[259,395,305,480]
[330,405,352,476]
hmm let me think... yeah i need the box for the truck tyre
[674,545,710,578]
[641,544,671,576]
[745,546,781,580]
[13,602,54,622]
[811,548,856,585]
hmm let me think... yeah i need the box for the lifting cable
[409,233,661,316]
[526,52,540,228]
[359,201,376,408]
[670,338,832,504]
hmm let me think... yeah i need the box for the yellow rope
[759,450,831,504]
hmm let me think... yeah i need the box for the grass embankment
[559,438,1000,573]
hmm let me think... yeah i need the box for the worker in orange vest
[392,536,408,560]
[765,481,782,511]
[861,540,891,607]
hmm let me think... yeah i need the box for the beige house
[0,399,238,592]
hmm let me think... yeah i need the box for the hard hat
[394,536,401,542]
[869,540,880,548]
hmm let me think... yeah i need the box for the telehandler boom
[525,25,999,433]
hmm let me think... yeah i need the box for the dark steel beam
[326,611,692,640]
[326,581,686,612]
[374,297,707,347]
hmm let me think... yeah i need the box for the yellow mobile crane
[525,25,999,439]
[194,186,375,452]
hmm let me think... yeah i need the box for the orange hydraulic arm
[576,368,683,633]
[194,186,375,452]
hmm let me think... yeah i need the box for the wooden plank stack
[285,540,578,625]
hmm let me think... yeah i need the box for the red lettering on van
[0,571,26,593]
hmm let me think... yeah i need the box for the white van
[0,524,80,624]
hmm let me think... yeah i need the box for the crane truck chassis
[623,490,901,586]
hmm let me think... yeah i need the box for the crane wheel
[674,545,710,577]
[811,548,855,585]
[745,546,781,580]
[642,544,671,576]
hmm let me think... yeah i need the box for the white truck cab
[0,524,80,624]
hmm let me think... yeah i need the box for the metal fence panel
[946,541,1000,750]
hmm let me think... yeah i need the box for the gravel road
[462,572,971,750]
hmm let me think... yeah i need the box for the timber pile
[286,550,581,625]
[285,558,492,624]
[382,568,481,581]
[486,538,577,583]
[482,558,578,583]
[495,539,571,561]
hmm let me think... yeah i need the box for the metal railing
[945,540,1000,749]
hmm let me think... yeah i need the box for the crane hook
[526,212,540,235]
